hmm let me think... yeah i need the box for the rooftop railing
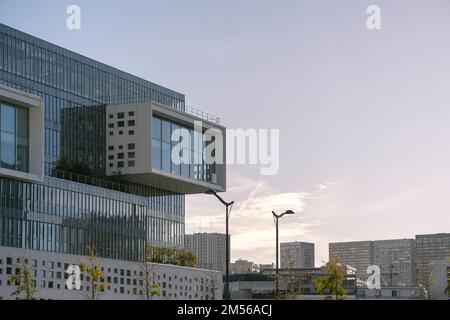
[67,93,222,124]
[185,105,221,124]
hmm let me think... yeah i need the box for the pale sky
[1,0,449,266]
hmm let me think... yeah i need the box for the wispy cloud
[186,171,336,265]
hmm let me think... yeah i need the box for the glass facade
[0,23,187,261]
[152,116,216,184]
[0,176,184,261]
[0,23,184,176]
[0,102,28,172]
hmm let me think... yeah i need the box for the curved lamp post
[272,210,295,296]
[205,189,234,300]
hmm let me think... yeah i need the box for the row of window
[109,120,136,128]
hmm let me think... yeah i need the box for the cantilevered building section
[105,101,226,194]
[0,23,225,299]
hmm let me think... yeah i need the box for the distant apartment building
[185,233,230,274]
[415,233,450,287]
[329,241,373,275]
[330,239,416,286]
[230,259,259,274]
[280,242,315,269]
[373,239,416,286]
[330,234,450,288]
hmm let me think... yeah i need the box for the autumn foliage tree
[79,246,109,300]
[8,258,37,300]
[146,245,197,267]
[140,260,160,300]
[315,258,347,300]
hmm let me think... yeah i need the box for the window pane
[16,107,28,137]
[171,123,180,144]
[152,117,161,140]
[16,136,28,172]
[1,104,15,133]
[162,142,171,173]
[181,163,189,178]
[152,139,161,170]
[161,120,171,143]
[171,144,181,176]
[1,132,16,169]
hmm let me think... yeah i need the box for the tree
[177,250,197,268]
[417,260,436,300]
[315,258,347,300]
[8,257,37,300]
[282,251,300,298]
[207,273,221,300]
[146,245,197,267]
[79,246,108,300]
[53,156,92,176]
[139,258,160,300]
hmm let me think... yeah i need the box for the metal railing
[52,169,151,196]
[185,105,221,124]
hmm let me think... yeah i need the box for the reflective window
[1,132,15,169]
[152,117,161,140]
[0,103,29,172]
[161,120,171,143]
[161,142,171,173]
[151,116,217,183]
[1,104,15,133]
[152,139,161,170]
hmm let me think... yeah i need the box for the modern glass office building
[0,23,226,264]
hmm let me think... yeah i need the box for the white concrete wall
[0,246,222,300]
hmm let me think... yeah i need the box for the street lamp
[205,189,234,300]
[272,210,295,296]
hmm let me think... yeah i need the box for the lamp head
[205,189,233,206]
[276,210,295,218]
